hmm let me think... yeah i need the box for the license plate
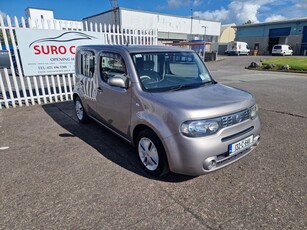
[229,135,253,155]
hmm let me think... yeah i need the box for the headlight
[250,104,258,119]
[181,119,221,137]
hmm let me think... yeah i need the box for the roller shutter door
[269,27,291,37]
[301,26,307,55]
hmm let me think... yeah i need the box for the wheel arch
[73,93,79,102]
[132,124,169,157]
[133,124,156,147]
[134,125,170,176]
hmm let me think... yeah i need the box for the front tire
[74,97,89,123]
[136,129,169,177]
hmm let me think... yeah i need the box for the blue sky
[0,0,306,25]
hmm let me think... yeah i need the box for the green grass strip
[262,57,307,71]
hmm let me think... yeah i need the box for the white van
[225,41,250,56]
[272,44,293,56]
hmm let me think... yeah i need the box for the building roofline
[82,7,220,23]
[234,17,307,28]
[82,8,119,20]
[25,7,54,12]
[222,23,236,27]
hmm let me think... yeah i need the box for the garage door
[269,27,291,37]
[301,26,307,55]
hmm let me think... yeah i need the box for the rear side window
[81,50,95,78]
[100,52,127,83]
[274,46,282,49]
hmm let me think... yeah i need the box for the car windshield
[131,51,213,92]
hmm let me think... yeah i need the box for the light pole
[190,9,193,41]
[202,26,207,62]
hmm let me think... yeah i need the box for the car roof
[77,45,194,53]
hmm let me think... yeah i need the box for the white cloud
[159,0,202,10]
[194,1,264,25]
[194,8,229,23]
[167,0,183,8]
[264,15,287,22]
[290,0,307,18]
[0,11,8,19]
[228,1,261,24]
[193,0,202,7]
[293,0,307,9]
[193,0,300,24]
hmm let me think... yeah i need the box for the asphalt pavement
[1,55,306,229]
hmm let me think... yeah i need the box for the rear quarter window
[80,50,95,78]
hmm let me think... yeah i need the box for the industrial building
[234,17,307,55]
[82,8,221,51]
[25,7,82,30]
[217,23,236,54]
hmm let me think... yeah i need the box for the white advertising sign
[15,28,105,76]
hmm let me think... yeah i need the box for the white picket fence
[0,15,157,109]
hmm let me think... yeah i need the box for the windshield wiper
[168,84,198,91]
[168,81,213,91]
[199,80,214,86]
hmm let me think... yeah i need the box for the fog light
[209,160,217,168]
[203,157,217,170]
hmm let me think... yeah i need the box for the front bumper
[163,117,261,176]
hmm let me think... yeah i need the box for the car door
[76,49,98,115]
[95,51,132,138]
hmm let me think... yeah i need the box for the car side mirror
[108,75,129,88]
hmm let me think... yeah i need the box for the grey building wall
[235,18,307,55]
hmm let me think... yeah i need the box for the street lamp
[202,25,207,62]
[190,9,193,41]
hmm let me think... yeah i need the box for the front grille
[221,126,254,142]
[222,108,250,128]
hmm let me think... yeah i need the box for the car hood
[150,83,255,119]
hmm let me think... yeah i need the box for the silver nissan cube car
[73,45,260,177]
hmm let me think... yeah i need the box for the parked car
[0,50,10,68]
[272,44,293,56]
[225,41,250,56]
[0,46,22,76]
[73,45,261,177]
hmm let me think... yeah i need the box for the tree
[243,20,253,25]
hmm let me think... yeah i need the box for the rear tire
[74,97,90,123]
[136,129,169,177]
